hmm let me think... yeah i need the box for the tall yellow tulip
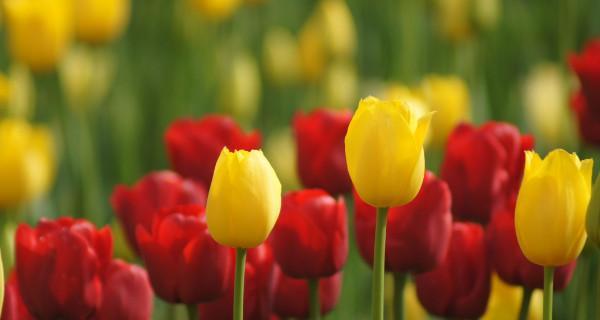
[515,149,592,320]
[74,0,130,44]
[4,0,72,72]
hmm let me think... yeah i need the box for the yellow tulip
[189,0,241,21]
[0,73,11,108]
[298,16,327,82]
[345,96,433,208]
[483,274,542,320]
[324,59,357,109]
[4,0,72,72]
[317,0,356,59]
[436,0,471,42]
[385,84,431,147]
[0,119,55,208]
[206,147,281,248]
[262,27,300,86]
[419,75,470,148]
[219,52,262,125]
[403,281,427,320]
[515,149,592,266]
[74,0,130,44]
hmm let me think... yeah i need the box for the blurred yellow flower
[419,75,470,148]
[7,64,35,118]
[317,0,356,59]
[0,74,11,108]
[264,128,300,192]
[298,17,327,82]
[0,119,55,208]
[516,149,592,266]
[324,59,357,108]
[436,0,471,41]
[474,0,500,31]
[345,96,432,207]
[189,0,241,21]
[263,27,300,86]
[207,148,281,248]
[483,274,542,320]
[4,0,73,72]
[219,51,261,124]
[403,280,427,320]
[74,0,130,44]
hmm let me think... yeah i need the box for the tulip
[2,272,33,320]
[293,108,352,195]
[207,148,281,320]
[0,73,10,108]
[16,218,112,319]
[318,0,356,59]
[165,115,261,187]
[136,204,231,304]
[74,0,130,44]
[324,59,358,109]
[199,244,277,320]
[0,119,55,208]
[270,189,348,278]
[441,121,534,224]
[0,250,3,312]
[273,270,342,319]
[97,259,153,320]
[569,39,600,146]
[345,96,432,319]
[4,0,72,72]
[515,149,592,320]
[415,222,491,319]
[219,52,262,125]
[189,0,241,21]
[298,16,327,82]
[111,170,206,254]
[419,75,470,147]
[482,274,543,320]
[587,174,600,248]
[262,27,300,86]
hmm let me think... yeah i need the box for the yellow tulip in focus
[0,119,55,208]
[483,274,542,320]
[515,149,592,266]
[345,96,433,208]
[4,0,72,72]
[189,0,241,21]
[385,84,431,147]
[206,147,281,248]
[419,75,470,148]
[74,0,130,44]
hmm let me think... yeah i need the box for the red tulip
[111,170,206,254]
[272,269,342,319]
[293,108,352,195]
[136,204,231,304]
[96,259,154,320]
[486,206,576,291]
[569,39,600,145]
[15,218,112,319]
[441,122,533,224]
[165,115,261,186]
[354,171,452,273]
[1,273,33,320]
[199,244,277,320]
[415,222,491,319]
[269,189,348,278]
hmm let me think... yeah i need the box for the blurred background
[0,0,599,319]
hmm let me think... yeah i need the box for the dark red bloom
[111,170,206,254]
[569,39,600,145]
[441,122,534,224]
[354,171,452,273]
[269,189,348,278]
[415,222,491,319]
[165,115,261,186]
[15,218,113,320]
[486,207,576,291]
[272,269,342,319]
[199,244,277,320]
[136,204,231,304]
[2,273,33,320]
[96,260,154,320]
[293,108,352,195]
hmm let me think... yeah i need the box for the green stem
[308,278,320,320]
[393,273,407,320]
[518,287,533,320]
[233,248,247,320]
[544,267,554,320]
[186,304,198,320]
[372,207,388,320]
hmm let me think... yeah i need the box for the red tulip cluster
[569,38,600,145]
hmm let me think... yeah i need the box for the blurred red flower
[269,189,347,278]
[441,122,533,224]
[272,269,342,319]
[165,115,261,186]
[1,273,33,320]
[199,244,277,320]
[415,222,491,319]
[111,170,206,254]
[354,171,452,273]
[15,218,113,319]
[136,204,231,304]
[569,39,600,145]
[293,108,352,195]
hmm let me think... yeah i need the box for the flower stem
[393,273,407,320]
[518,287,533,320]
[234,248,247,320]
[186,304,198,320]
[308,278,321,320]
[372,207,388,320]
[544,267,554,320]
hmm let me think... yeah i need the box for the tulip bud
[384,84,431,147]
[515,149,592,266]
[345,96,433,208]
[2,272,33,320]
[74,0,130,44]
[317,0,356,59]
[298,16,327,82]
[586,174,600,248]
[0,119,55,208]
[207,148,282,248]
